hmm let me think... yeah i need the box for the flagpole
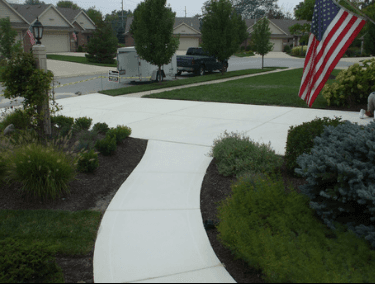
[332,0,375,25]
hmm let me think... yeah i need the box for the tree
[105,9,133,44]
[230,0,280,19]
[56,1,81,10]
[0,18,22,60]
[251,17,273,69]
[201,0,248,75]
[85,21,118,64]
[85,6,103,26]
[363,3,375,54]
[24,0,46,4]
[288,22,311,45]
[130,0,179,82]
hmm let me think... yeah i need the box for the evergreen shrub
[106,125,131,144]
[77,45,83,52]
[285,116,346,177]
[1,109,31,130]
[74,116,92,131]
[77,149,99,173]
[92,122,110,135]
[51,115,74,129]
[7,143,77,201]
[322,58,375,107]
[283,45,291,53]
[0,238,63,283]
[76,130,98,151]
[291,45,307,56]
[95,135,116,156]
[295,120,375,248]
[217,172,375,283]
[208,131,282,178]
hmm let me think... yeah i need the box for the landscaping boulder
[4,124,15,136]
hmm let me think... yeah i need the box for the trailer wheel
[177,71,182,76]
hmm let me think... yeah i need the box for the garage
[42,32,70,53]
[270,39,283,52]
[178,37,199,54]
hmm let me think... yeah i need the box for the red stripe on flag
[308,17,366,107]
[299,11,349,102]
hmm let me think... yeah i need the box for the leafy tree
[294,0,314,21]
[201,0,248,75]
[24,0,46,4]
[230,0,280,19]
[56,1,81,10]
[0,18,22,60]
[130,0,179,82]
[251,17,273,69]
[85,6,103,26]
[288,22,311,45]
[85,21,118,64]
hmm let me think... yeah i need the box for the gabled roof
[246,18,310,36]
[74,10,96,29]
[10,3,75,28]
[56,6,80,23]
[0,0,30,24]
[125,17,201,34]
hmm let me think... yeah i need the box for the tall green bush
[208,131,282,178]
[322,58,375,107]
[217,172,375,283]
[295,120,375,249]
[0,18,22,60]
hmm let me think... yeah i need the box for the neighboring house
[0,0,96,53]
[124,16,310,53]
[124,17,202,55]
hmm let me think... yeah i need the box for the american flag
[72,32,77,41]
[27,26,35,45]
[298,0,366,107]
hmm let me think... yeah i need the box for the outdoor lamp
[32,17,44,45]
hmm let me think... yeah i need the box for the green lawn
[46,54,117,68]
[143,68,343,110]
[100,67,287,96]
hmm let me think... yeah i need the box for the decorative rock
[3,124,15,136]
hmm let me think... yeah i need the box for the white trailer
[117,46,177,82]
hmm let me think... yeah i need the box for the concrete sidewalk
[54,93,372,283]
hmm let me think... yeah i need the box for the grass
[0,210,101,256]
[100,67,287,96]
[144,68,343,109]
[46,54,117,68]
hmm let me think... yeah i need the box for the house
[124,16,310,53]
[0,0,96,53]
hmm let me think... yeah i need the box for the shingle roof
[56,7,80,23]
[125,17,201,34]
[10,3,50,23]
[124,16,310,36]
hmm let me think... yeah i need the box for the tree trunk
[158,65,162,84]
[262,55,264,69]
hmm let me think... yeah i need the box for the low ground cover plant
[77,149,99,173]
[208,131,282,178]
[73,116,92,132]
[217,172,375,283]
[106,125,132,144]
[92,122,110,135]
[95,134,117,156]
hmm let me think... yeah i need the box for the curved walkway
[55,91,373,283]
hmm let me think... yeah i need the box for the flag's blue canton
[311,0,340,41]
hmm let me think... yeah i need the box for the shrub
[77,149,99,173]
[95,135,116,156]
[0,238,63,283]
[77,45,83,52]
[285,116,346,177]
[283,45,291,53]
[240,46,245,51]
[322,58,375,107]
[217,172,375,283]
[245,45,251,51]
[76,129,98,151]
[106,125,131,144]
[51,115,74,129]
[1,108,31,130]
[7,143,78,201]
[92,122,110,135]
[74,116,92,131]
[295,120,375,249]
[291,45,307,56]
[208,131,282,178]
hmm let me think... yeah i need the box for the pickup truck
[176,47,228,76]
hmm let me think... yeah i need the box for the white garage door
[270,39,283,52]
[178,37,199,53]
[42,33,70,53]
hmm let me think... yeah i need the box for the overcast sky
[32,0,301,18]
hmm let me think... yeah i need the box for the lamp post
[32,17,51,136]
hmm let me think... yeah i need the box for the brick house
[0,0,95,53]
[124,16,310,54]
